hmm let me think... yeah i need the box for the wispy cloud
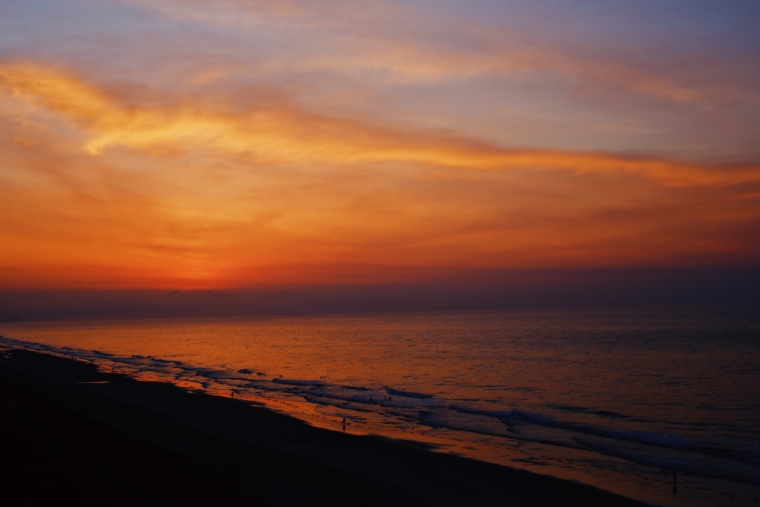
[126,0,757,106]
[2,61,757,188]
[1,2,759,290]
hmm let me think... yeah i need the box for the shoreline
[0,346,650,506]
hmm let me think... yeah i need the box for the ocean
[1,306,758,506]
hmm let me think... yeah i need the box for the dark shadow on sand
[0,347,651,506]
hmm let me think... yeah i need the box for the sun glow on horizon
[1,1,759,289]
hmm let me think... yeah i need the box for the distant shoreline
[0,346,649,506]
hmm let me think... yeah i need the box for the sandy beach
[0,346,650,506]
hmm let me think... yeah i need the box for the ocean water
[1,306,759,506]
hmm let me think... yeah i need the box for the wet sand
[0,347,650,506]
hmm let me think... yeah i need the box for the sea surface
[2,306,759,506]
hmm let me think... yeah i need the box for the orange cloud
[1,62,757,189]
[1,59,758,290]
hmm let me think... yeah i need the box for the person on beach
[342,417,346,432]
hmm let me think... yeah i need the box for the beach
[0,346,649,506]
[3,1,759,505]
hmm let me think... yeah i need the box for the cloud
[1,61,758,189]
[1,57,759,290]
[124,0,756,106]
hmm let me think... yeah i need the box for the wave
[450,404,692,450]
[386,388,434,399]
[549,404,645,422]
[2,335,758,490]
[576,438,760,487]
[340,385,369,391]
[272,379,325,386]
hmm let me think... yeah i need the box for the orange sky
[1,1,759,289]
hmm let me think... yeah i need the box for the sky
[1,0,759,306]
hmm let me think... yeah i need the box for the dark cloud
[1,266,757,322]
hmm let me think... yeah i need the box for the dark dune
[0,347,650,506]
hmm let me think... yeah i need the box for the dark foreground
[0,347,650,506]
